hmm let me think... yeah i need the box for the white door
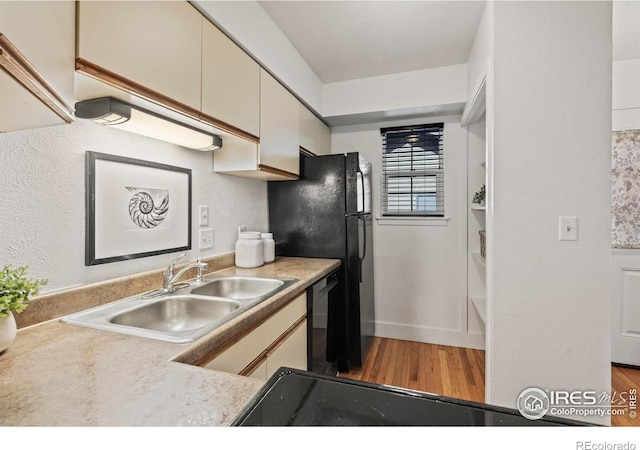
[612,249,640,366]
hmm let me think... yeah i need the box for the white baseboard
[374,321,485,350]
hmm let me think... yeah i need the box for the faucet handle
[195,257,207,284]
[165,253,186,277]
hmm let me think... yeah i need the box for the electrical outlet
[199,205,209,226]
[199,228,213,249]
[238,225,246,235]
[559,216,578,241]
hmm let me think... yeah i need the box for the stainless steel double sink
[61,275,297,343]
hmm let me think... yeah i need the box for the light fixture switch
[199,205,209,226]
[559,216,578,241]
[199,229,213,249]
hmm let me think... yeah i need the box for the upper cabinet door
[299,102,331,156]
[77,1,202,111]
[317,120,331,156]
[299,103,317,154]
[202,19,260,139]
[259,69,299,176]
[0,1,75,132]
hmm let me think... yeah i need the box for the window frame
[380,122,445,218]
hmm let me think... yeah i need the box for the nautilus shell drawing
[126,187,169,229]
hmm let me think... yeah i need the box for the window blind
[381,123,444,217]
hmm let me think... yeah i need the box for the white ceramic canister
[261,233,275,263]
[235,232,264,268]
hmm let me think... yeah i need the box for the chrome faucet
[162,253,208,293]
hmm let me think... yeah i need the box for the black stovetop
[230,368,588,426]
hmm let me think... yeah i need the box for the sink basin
[60,274,298,343]
[191,276,284,300]
[109,295,241,333]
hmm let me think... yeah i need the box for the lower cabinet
[203,292,308,381]
[245,357,268,382]
[265,319,307,376]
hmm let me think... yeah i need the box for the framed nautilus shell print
[85,151,192,265]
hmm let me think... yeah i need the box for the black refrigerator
[268,153,374,372]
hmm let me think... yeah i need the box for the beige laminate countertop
[0,257,341,426]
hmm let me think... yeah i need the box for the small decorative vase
[0,312,17,353]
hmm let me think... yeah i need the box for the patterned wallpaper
[612,130,640,248]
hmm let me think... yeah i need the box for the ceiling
[259,1,639,85]
[259,1,487,83]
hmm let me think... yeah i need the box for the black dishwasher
[307,269,341,376]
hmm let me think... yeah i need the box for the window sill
[375,216,450,227]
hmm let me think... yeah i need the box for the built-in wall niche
[467,117,486,335]
[463,74,487,343]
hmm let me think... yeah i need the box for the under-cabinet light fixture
[75,97,223,151]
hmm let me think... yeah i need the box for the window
[381,123,444,217]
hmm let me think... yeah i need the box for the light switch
[559,216,578,241]
[199,229,213,249]
[199,205,209,226]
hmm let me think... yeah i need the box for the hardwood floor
[340,337,485,403]
[340,337,640,427]
[612,365,640,427]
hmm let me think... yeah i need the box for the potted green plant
[472,184,486,207]
[0,265,47,353]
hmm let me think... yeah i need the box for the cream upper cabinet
[201,19,260,139]
[77,1,202,111]
[259,69,300,177]
[317,119,331,155]
[299,103,331,156]
[213,69,300,180]
[0,1,75,132]
[299,103,315,153]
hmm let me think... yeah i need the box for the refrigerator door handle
[358,215,366,282]
[357,169,365,215]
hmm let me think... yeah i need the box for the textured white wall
[488,2,612,424]
[0,120,268,293]
[331,116,480,348]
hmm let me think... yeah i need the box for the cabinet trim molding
[299,147,317,157]
[0,34,74,124]
[258,164,299,180]
[200,111,259,144]
[240,354,267,377]
[75,57,259,144]
[238,315,307,376]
